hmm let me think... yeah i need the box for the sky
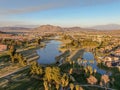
[0,0,120,27]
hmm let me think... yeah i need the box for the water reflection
[37,40,61,64]
[83,52,111,75]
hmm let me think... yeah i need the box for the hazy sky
[0,0,120,27]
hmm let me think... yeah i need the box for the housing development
[0,0,120,90]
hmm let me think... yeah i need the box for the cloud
[0,0,119,15]
[0,0,69,15]
[0,3,58,14]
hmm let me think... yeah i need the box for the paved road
[78,84,116,90]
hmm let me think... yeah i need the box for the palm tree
[69,68,73,74]
[30,62,43,75]
[44,66,61,89]
[69,61,72,65]
[18,54,25,66]
[84,67,88,76]
[79,86,83,90]
[43,81,48,90]
[87,66,93,75]
[75,85,79,90]
[56,84,59,90]
[69,83,74,90]
[52,67,61,84]
[93,69,97,76]
[100,74,110,89]
[11,56,15,63]
[61,73,69,89]
[72,61,75,68]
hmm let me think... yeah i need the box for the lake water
[37,40,61,64]
[37,40,110,75]
[83,52,111,75]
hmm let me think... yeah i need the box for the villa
[114,49,120,56]
[102,55,120,67]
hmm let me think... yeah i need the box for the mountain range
[0,24,120,32]
[90,24,120,30]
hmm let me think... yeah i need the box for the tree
[44,67,52,83]
[37,38,41,45]
[11,56,15,63]
[84,67,88,74]
[93,69,97,75]
[87,75,97,85]
[17,53,26,66]
[52,67,61,84]
[43,80,48,90]
[72,61,75,68]
[100,74,110,88]
[87,66,93,75]
[31,62,43,75]
[61,73,69,89]
[44,66,61,89]
[69,83,74,90]
[79,86,83,90]
[8,45,16,57]
[56,84,60,90]
[69,68,73,74]
[8,45,16,63]
[75,85,79,90]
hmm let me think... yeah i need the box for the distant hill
[33,25,63,32]
[33,25,94,32]
[90,24,120,30]
[0,27,31,31]
[0,25,88,33]
[64,27,82,31]
[1,24,120,33]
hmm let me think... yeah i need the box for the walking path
[77,84,116,90]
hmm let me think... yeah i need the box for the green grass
[72,73,87,84]
[0,68,44,90]
[83,86,105,90]
[0,55,10,63]
[1,78,44,90]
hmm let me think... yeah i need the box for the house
[105,61,112,67]
[113,57,119,61]
[0,44,7,52]
[114,49,120,56]
[104,56,112,62]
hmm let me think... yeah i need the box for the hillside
[0,25,120,36]
[90,24,120,30]
[0,27,31,31]
[33,25,63,32]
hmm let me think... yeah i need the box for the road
[77,84,116,90]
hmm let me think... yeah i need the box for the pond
[37,40,61,64]
[36,40,111,75]
[83,52,111,75]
